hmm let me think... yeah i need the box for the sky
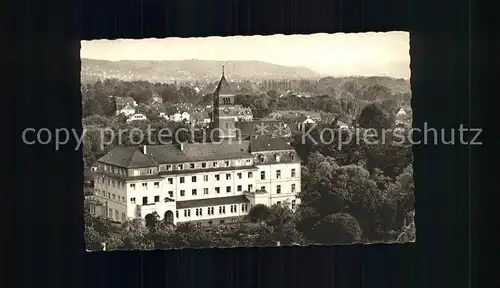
[81,32,410,79]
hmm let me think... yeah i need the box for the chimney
[142,145,147,154]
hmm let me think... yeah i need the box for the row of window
[129,183,298,205]
[106,207,127,222]
[178,203,249,218]
[96,190,126,203]
[99,169,298,191]
[129,182,160,189]
[160,159,253,172]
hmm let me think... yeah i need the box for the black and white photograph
[81,32,414,251]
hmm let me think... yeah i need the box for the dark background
[11,0,489,287]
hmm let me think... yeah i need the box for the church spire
[222,65,224,76]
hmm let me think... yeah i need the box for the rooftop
[98,146,158,168]
[176,195,250,209]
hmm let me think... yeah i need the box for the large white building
[89,69,301,225]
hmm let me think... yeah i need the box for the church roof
[214,75,234,95]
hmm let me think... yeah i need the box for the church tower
[212,66,237,141]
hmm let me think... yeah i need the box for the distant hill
[81,59,320,83]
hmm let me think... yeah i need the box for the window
[261,186,265,191]
[108,193,111,198]
[190,163,195,169]
[203,175,208,181]
[291,200,296,209]
[237,185,242,192]
[230,205,234,213]
[204,188,209,195]
[291,184,296,193]
[259,155,265,162]
[166,165,172,171]
[225,123,230,128]
[168,191,173,197]
[184,210,187,217]
[154,195,160,202]
[246,159,251,165]
[213,162,218,167]
[130,183,136,189]
[291,154,296,161]
[210,207,214,215]
[112,194,116,200]
[260,171,265,180]
[142,197,148,205]
[199,208,203,216]
[276,170,281,179]
[176,211,179,218]
[178,164,183,170]
[180,177,185,183]
[226,186,231,193]
[215,174,220,181]
[195,208,199,216]
[248,184,253,191]
[142,183,147,188]
[192,176,197,182]
[275,154,281,162]
[276,185,281,194]
[215,187,220,194]
[248,172,253,178]
[225,161,230,167]
[108,208,113,218]
[115,211,119,220]
[226,173,231,180]
[202,162,207,168]
[237,172,242,179]
[187,209,191,217]
[130,197,136,204]
[192,189,197,196]
[168,178,173,184]
[180,190,185,196]
[122,213,126,221]
[223,98,230,105]
[219,206,222,214]
[291,169,296,177]
[154,182,159,188]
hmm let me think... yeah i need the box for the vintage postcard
[81,32,414,251]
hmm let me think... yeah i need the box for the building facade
[90,69,302,225]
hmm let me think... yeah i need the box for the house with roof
[234,105,253,122]
[116,104,136,117]
[296,115,316,131]
[126,113,147,123]
[90,67,302,225]
[115,97,137,116]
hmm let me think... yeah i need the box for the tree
[312,213,363,244]
[145,212,160,232]
[248,204,271,224]
[120,219,154,250]
[356,102,394,132]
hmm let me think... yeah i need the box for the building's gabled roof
[250,135,295,152]
[144,141,252,164]
[97,146,158,168]
[214,75,234,95]
[176,195,249,209]
[115,97,135,110]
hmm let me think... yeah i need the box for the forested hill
[81,58,320,83]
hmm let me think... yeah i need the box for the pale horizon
[81,32,410,79]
